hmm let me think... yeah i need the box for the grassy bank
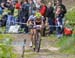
[0,34,17,58]
[66,8,75,23]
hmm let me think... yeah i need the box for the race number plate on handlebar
[34,25,42,29]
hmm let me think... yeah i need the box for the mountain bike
[33,25,42,52]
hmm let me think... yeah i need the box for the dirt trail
[11,34,59,51]
[11,34,74,58]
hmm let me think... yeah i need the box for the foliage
[0,34,12,39]
[0,34,17,58]
[56,8,75,54]
[56,34,75,54]
[66,8,75,23]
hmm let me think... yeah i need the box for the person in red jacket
[15,1,21,10]
[40,2,47,16]
[39,2,47,36]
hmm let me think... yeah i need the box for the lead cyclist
[33,12,44,48]
[27,11,44,49]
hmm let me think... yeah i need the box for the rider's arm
[27,15,34,24]
[27,15,32,25]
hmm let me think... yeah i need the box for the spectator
[0,4,3,27]
[0,5,3,15]
[55,0,67,38]
[13,4,19,18]
[6,13,15,32]
[46,2,55,34]
[55,0,67,18]
[33,0,41,9]
[1,8,10,27]
[55,6,63,38]
[19,0,29,33]
[14,1,21,19]
[0,2,5,9]
[15,1,21,10]
[40,1,47,17]
[40,1,47,36]
[29,0,36,16]
[4,0,14,15]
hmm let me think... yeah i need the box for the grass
[55,34,75,54]
[0,34,12,39]
[0,34,15,41]
[0,34,17,58]
[66,8,75,23]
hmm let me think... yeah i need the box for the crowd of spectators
[0,0,67,38]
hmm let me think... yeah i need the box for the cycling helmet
[35,12,42,19]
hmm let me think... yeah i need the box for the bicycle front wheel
[35,32,41,52]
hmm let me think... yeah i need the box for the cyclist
[33,12,44,48]
[27,11,44,49]
[27,12,35,47]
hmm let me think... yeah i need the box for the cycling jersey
[28,15,44,29]
[28,15,44,24]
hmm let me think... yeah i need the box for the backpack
[64,27,72,35]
